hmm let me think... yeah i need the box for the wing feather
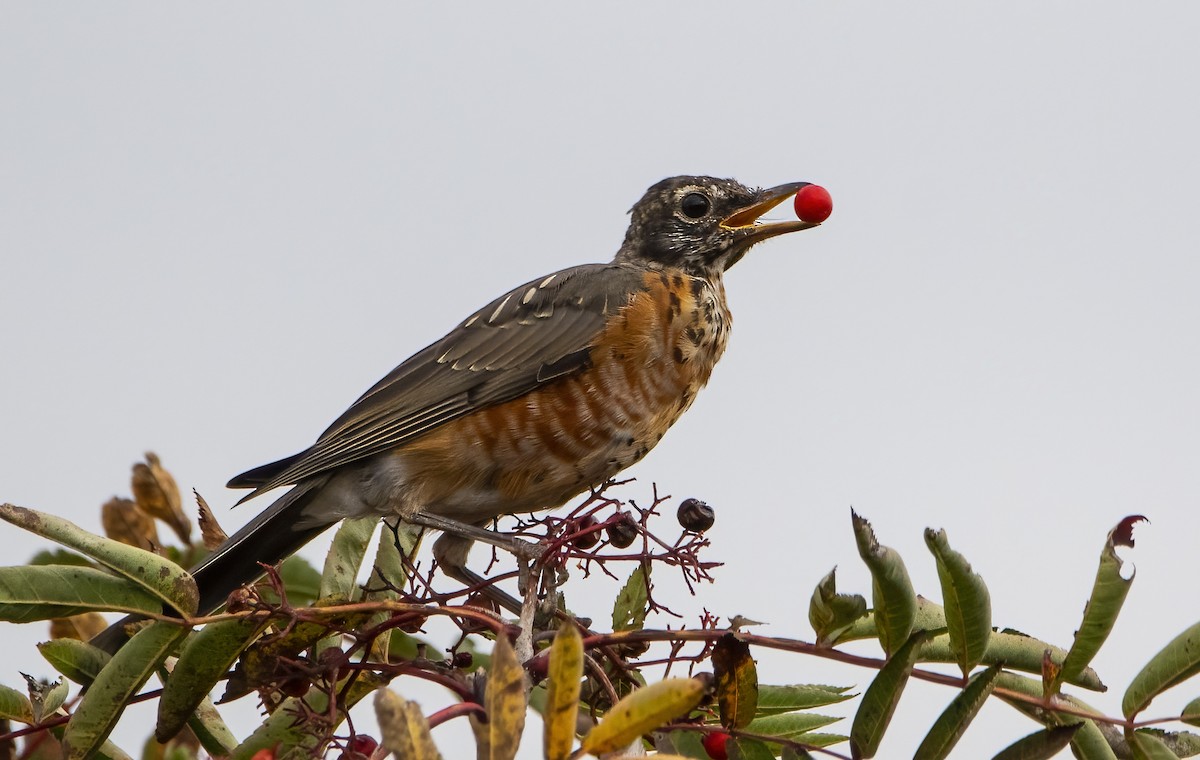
[233,262,648,499]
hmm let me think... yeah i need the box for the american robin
[92,175,822,649]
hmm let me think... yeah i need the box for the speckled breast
[413,268,733,522]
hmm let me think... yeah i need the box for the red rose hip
[793,184,833,223]
[702,730,732,760]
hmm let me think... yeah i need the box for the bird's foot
[408,512,548,563]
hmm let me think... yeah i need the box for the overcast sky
[3,4,1199,758]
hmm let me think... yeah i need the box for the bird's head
[615,176,821,275]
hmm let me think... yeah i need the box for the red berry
[569,514,600,550]
[702,730,732,760]
[793,184,833,223]
[346,734,378,757]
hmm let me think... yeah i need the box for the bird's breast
[395,269,732,522]
[586,268,732,436]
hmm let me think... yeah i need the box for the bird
[91,175,823,650]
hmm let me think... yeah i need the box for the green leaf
[782,748,817,760]
[836,594,947,643]
[156,617,270,742]
[728,737,776,760]
[363,519,423,662]
[27,549,94,568]
[1124,620,1200,719]
[185,696,238,758]
[27,676,69,723]
[63,621,188,760]
[544,622,584,760]
[713,633,758,730]
[789,732,847,749]
[1070,720,1119,760]
[852,511,916,656]
[912,664,1000,760]
[743,712,842,739]
[369,519,422,594]
[38,638,112,687]
[650,729,707,756]
[850,629,930,759]
[947,627,1103,691]
[0,681,34,723]
[0,504,198,615]
[1126,729,1181,760]
[0,565,164,621]
[808,567,868,647]
[1055,517,1143,692]
[612,564,650,632]
[315,516,378,656]
[924,528,992,676]
[992,725,1082,760]
[839,598,1104,690]
[49,729,133,760]
[1183,697,1200,728]
[974,628,1104,691]
[319,516,377,601]
[275,555,322,607]
[1136,728,1200,758]
[992,674,1117,759]
[754,684,855,716]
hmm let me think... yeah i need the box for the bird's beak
[720,182,821,243]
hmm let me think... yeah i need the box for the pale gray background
[2,4,1198,758]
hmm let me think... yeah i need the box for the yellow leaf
[581,677,708,755]
[712,633,758,729]
[485,636,527,760]
[375,688,443,760]
[544,621,585,760]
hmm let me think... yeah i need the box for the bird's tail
[89,480,334,653]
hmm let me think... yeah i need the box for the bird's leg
[406,512,544,562]
[411,512,563,616]
[430,530,523,614]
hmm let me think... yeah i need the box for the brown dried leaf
[194,491,227,550]
[49,613,108,641]
[132,452,191,544]
[100,497,160,552]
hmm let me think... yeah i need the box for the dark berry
[677,498,715,532]
[569,514,600,549]
[606,512,639,549]
[278,675,310,698]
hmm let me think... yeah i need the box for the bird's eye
[680,192,711,219]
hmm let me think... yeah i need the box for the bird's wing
[230,262,648,499]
